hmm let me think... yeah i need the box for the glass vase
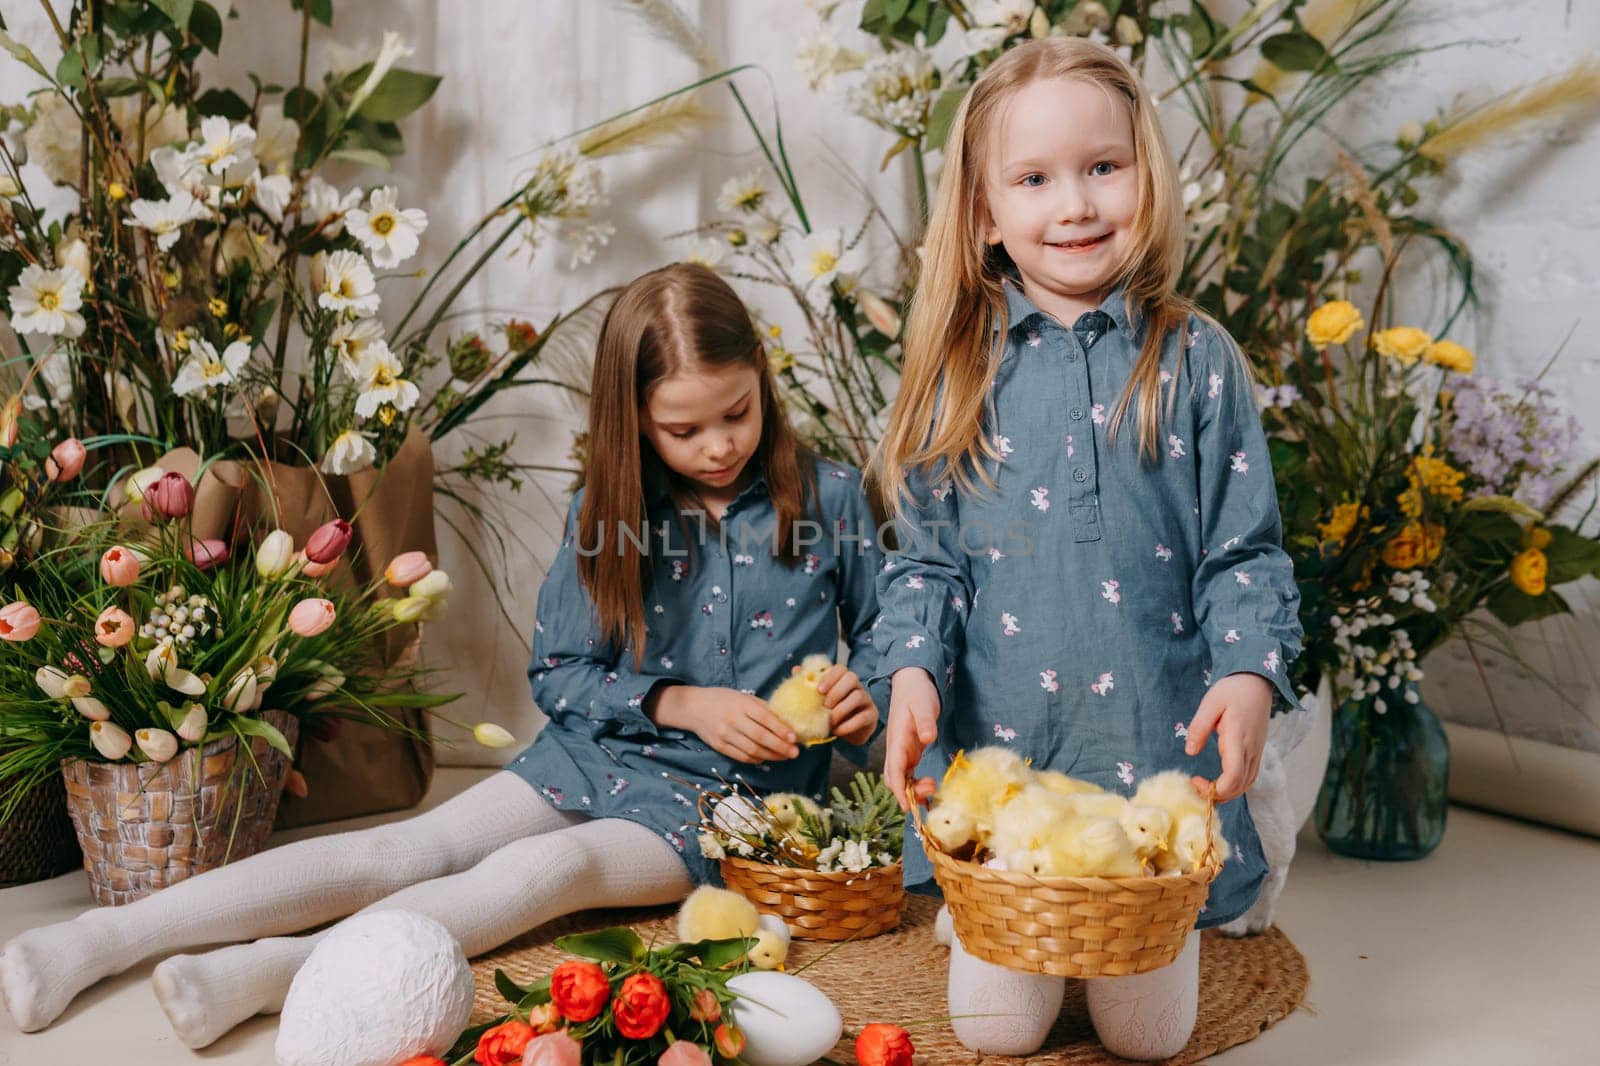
[1314,686,1449,860]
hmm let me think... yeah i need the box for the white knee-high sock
[1085,931,1201,1061]
[947,933,1066,1056]
[153,817,691,1048]
[2,772,569,1033]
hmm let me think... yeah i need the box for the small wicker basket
[0,773,83,888]
[911,788,1221,977]
[719,855,907,941]
[60,711,300,906]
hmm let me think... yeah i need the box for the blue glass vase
[1314,686,1449,860]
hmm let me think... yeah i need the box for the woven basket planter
[912,799,1219,978]
[0,773,83,888]
[60,711,300,906]
[720,857,906,941]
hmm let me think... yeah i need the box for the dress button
[1073,468,1088,483]
[1066,351,1079,363]
[1071,407,1084,420]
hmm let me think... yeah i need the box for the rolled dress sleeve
[869,458,973,710]
[527,493,686,740]
[1188,322,1305,711]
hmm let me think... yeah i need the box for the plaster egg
[727,970,843,1066]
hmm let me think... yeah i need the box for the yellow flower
[1525,526,1552,551]
[1306,300,1364,349]
[1381,522,1443,569]
[768,345,794,373]
[208,296,228,318]
[107,180,128,201]
[1510,548,1548,596]
[1399,452,1466,517]
[1423,339,1474,374]
[1318,501,1366,545]
[1372,326,1432,365]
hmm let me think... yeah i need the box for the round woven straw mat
[470,894,1307,1064]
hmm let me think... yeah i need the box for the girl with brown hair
[2,263,885,1048]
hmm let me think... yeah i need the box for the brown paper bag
[145,431,438,827]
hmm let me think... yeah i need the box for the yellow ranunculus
[1306,300,1364,349]
[1510,548,1548,596]
[1373,327,1432,365]
[1526,526,1553,551]
[1381,523,1428,569]
[1424,339,1475,374]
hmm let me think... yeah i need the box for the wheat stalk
[614,0,720,74]
[577,93,711,159]
[1420,57,1600,162]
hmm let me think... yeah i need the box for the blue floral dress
[870,282,1305,927]
[507,455,885,882]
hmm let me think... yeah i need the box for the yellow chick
[1118,804,1175,871]
[1033,769,1105,797]
[766,653,835,743]
[761,792,824,862]
[1036,814,1143,878]
[751,914,792,971]
[1133,770,1226,876]
[925,747,1033,852]
[677,887,787,970]
[1165,813,1231,876]
[1131,769,1209,824]
[1061,790,1133,822]
[988,784,1076,872]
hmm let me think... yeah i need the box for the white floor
[2,768,1598,1064]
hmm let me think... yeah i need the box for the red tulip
[184,537,229,569]
[305,519,353,564]
[142,471,195,520]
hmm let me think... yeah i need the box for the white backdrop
[3,1,1597,770]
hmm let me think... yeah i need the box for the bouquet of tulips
[0,461,475,817]
[447,927,758,1066]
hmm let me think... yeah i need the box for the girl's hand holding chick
[812,662,878,747]
[648,685,800,764]
[884,667,941,811]
[1184,673,1273,802]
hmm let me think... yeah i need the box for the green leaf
[554,927,646,965]
[189,1,224,54]
[291,0,335,25]
[1486,583,1569,627]
[230,716,293,759]
[355,68,441,123]
[1543,526,1600,584]
[924,85,967,153]
[697,936,758,970]
[886,0,912,21]
[493,968,526,1004]
[1460,495,1543,520]
[55,49,85,91]
[879,134,917,171]
[196,88,252,121]
[152,0,195,27]
[1260,31,1327,73]
[95,77,143,97]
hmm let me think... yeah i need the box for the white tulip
[91,721,133,760]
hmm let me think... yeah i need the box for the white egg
[275,910,474,1066]
[756,912,793,946]
[727,971,843,1066]
[712,793,763,836]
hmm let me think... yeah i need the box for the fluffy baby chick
[1037,814,1144,878]
[1162,813,1232,876]
[677,887,786,969]
[1033,769,1105,797]
[1134,770,1227,876]
[1118,804,1175,872]
[987,784,1077,872]
[1131,769,1209,824]
[767,653,835,743]
[925,747,1033,852]
[752,913,792,971]
[762,792,824,862]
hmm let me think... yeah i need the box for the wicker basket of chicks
[698,772,907,941]
[912,747,1225,978]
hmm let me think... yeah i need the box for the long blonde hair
[875,38,1192,511]
[580,263,816,666]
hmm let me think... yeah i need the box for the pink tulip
[655,1040,712,1066]
[520,1030,583,1066]
[0,602,41,642]
[46,438,87,481]
[184,537,230,570]
[384,550,432,588]
[288,598,336,638]
[300,555,338,578]
[94,606,136,648]
[100,546,141,586]
[142,471,195,520]
[305,519,353,564]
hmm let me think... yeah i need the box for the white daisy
[150,144,206,198]
[716,172,768,215]
[7,264,86,337]
[683,237,726,270]
[250,171,294,224]
[794,228,862,292]
[125,189,211,251]
[352,342,419,417]
[194,115,257,177]
[320,428,377,475]
[301,177,363,236]
[171,338,251,397]
[313,250,380,317]
[346,186,428,268]
[253,103,300,172]
[329,317,386,380]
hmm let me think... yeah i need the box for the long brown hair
[579,262,816,665]
[875,38,1193,511]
